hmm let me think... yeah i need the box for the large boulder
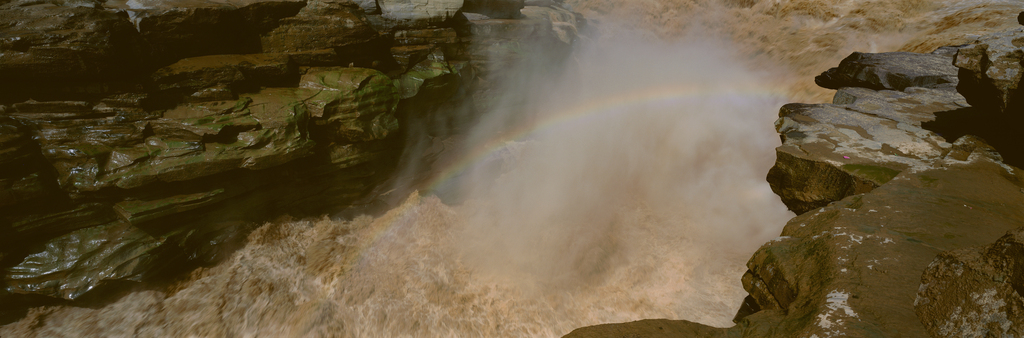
[954,27,1024,115]
[815,52,959,91]
[767,86,964,214]
[916,227,1024,337]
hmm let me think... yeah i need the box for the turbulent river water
[4,0,1023,337]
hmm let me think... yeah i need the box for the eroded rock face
[954,27,1024,115]
[916,227,1024,337]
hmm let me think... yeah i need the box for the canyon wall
[0,0,580,317]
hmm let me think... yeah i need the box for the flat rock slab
[815,52,959,91]
[768,86,965,214]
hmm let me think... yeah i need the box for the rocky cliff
[565,18,1024,338]
[0,0,582,318]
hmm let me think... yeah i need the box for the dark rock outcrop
[767,85,965,214]
[814,51,959,91]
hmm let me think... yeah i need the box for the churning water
[3,0,1023,337]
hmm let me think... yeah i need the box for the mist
[448,34,793,296]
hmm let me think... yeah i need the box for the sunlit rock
[767,86,964,214]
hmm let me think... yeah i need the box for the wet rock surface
[0,0,582,316]
[564,25,1024,338]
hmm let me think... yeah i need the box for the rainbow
[421,83,788,194]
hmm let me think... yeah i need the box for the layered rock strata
[0,0,582,316]
[565,24,1024,338]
